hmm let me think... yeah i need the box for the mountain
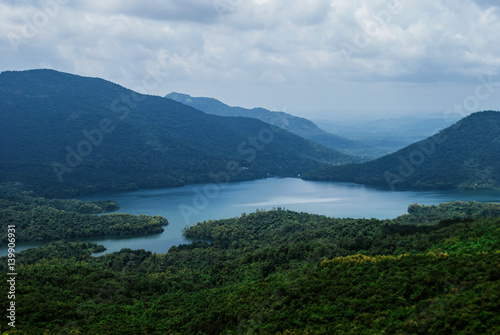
[314,114,461,157]
[304,111,500,190]
[165,92,375,159]
[0,69,356,196]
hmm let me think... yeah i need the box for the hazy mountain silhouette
[165,92,374,159]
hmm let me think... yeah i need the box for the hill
[315,114,461,157]
[0,69,356,196]
[165,92,375,159]
[2,202,499,333]
[304,111,500,190]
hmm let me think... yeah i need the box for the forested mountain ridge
[165,92,375,159]
[0,69,356,196]
[304,110,500,190]
[315,114,461,157]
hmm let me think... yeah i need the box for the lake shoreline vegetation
[1,200,499,333]
[0,183,168,246]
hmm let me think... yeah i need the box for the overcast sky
[1,0,500,120]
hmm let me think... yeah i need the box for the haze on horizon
[1,0,500,120]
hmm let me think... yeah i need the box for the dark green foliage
[304,111,500,190]
[166,92,372,159]
[0,183,119,214]
[1,202,499,334]
[0,185,167,244]
[394,201,500,225]
[0,69,355,197]
[0,207,167,244]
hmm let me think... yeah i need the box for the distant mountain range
[0,69,356,196]
[314,115,461,156]
[304,111,500,190]
[165,92,375,159]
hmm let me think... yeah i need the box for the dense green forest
[166,92,375,159]
[0,182,119,214]
[0,69,356,197]
[304,111,500,191]
[0,183,167,244]
[1,202,499,334]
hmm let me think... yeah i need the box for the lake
[3,177,500,256]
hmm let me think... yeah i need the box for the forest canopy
[1,201,499,334]
[0,183,167,244]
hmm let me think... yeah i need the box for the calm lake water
[4,178,500,256]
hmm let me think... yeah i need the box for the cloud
[472,0,500,9]
[324,0,500,82]
[0,0,499,114]
[72,0,220,23]
[260,70,286,83]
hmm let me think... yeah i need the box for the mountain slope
[304,111,500,190]
[314,114,461,157]
[165,92,374,159]
[0,69,356,196]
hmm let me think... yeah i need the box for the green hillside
[304,111,500,190]
[0,70,356,197]
[1,202,499,334]
[166,92,375,159]
[314,114,461,157]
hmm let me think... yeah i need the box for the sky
[1,0,500,120]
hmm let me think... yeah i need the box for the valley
[4,177,500,256]
[305,111,500,191]
[1,70,500,334]
[0,70,356,197]
[3,1,500,333]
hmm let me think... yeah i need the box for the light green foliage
[1,201,499,334]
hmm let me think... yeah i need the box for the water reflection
[3,178,500,256]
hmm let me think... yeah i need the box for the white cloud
[259,69,286,83]
[1,0,499,116]
[71,0,220,23]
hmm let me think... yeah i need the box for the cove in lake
[4,178,500,256]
